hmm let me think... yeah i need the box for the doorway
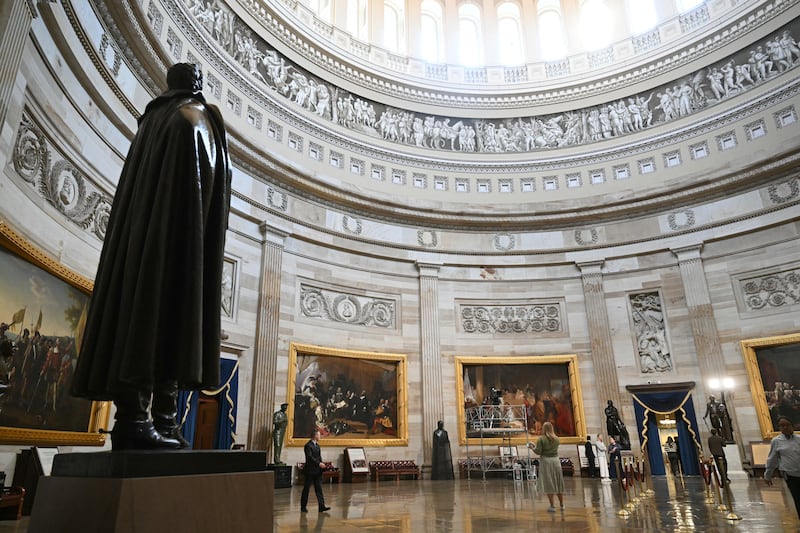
[193,394,220,450]
[628,384,702,476]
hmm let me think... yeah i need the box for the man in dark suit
[301,430,331,513]
[585,435,596,477]
[708,428,729,486]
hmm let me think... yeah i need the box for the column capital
[416,261,442,277]
[671,244,703,262]
[259,221,291,244]
[577,260,604,275]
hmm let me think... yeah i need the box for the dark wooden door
[193,396,220,449]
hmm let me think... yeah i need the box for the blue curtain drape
[177,358,239,449]
[178,390,199,447]
[631,390,701,476]
[214,358,239,450]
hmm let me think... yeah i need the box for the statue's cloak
[72,90,231,399]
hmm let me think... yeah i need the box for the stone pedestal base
[724,444,749,481]
[267,464,292,488]
[28,470,274,533]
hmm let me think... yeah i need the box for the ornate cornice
[239,0,798,110]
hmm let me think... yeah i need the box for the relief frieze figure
[630,292,672,373]
[179,1,800,156]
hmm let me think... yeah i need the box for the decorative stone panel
[299,283,396,329]
[629,291,673,374]
[458,300,565,334]
[767,177,800,204]
[736,268,800,312]
[11,113,111,240]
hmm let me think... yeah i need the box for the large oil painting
[287,343,408,447]
[742,333,800,439]
[455,355,586,445]
[0,222,108,445]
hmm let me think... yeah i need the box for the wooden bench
[749,441,772,478]
[0,487,25,521]
[296,462,341,484]
[369,460,421,482]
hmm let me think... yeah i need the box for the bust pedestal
[266,464,292,488]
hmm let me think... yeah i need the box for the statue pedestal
[28,451,273,533]
[723,444,749,481]
[266,464,292,488]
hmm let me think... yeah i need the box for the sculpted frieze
[740,269,800,311]
[179,1,800,156]
[459,302,563,334]
[12,114,112,240]
[299,283,395,329]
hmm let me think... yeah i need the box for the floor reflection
[273,476,800,532]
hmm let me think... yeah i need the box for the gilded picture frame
[455,354,586,445]
[742,332,800,439]
[287,343,408,447]
[0,221,109,446]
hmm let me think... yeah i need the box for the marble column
[0,0,34,128]
[672,244,747,478]
[579,261,624,437]
[417,261,443,467]
[247,222,290,452]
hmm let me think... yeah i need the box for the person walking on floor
[301,429,331,513]
[665,436,680,475]
[530,421,565,512]
[764,415,800,518]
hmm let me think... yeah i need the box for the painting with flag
[0,222,109,445]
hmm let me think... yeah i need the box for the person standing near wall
[596,434,610,481]
[585,435,596,477]
[530,421,565,512]
[764,416,800,518]
[708,429,729,486]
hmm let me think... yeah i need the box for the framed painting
[455,354,586,445]
[287,343,408,446]
[0,221,109,445]
[742,332,800,439]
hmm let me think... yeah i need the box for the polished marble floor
[1,475,798,531]
[272,475,800,533]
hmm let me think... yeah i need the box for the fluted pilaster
[417,261,443,467]
[247,222,290,452]
[672,245,726,376]
[579,261,623,434]
[0,0,34,127]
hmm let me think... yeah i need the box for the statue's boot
[152,380,191,449]
[112,388,181,451]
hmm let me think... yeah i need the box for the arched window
[308,0,332,22]
[676,0,704,12]
[384,0,406,53]
[459,3,483,66]
[580,0,612,51]
[537,1,566,61]
[627,0,658,35]
[346,0,369,41]
[420,1,444,63]
[497,2,524,65]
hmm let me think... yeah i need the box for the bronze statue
[273,403,289,465]
[704,395,734,442]
[72,63,231,451]
[605,400,631,450]
[431,420,455,480]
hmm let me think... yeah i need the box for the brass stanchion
[640,456,654,496]
[628,458,640,506]
[709,461,727,511]
[700,458,715,504]
[616,456,631,517]
[721,471,741,521]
